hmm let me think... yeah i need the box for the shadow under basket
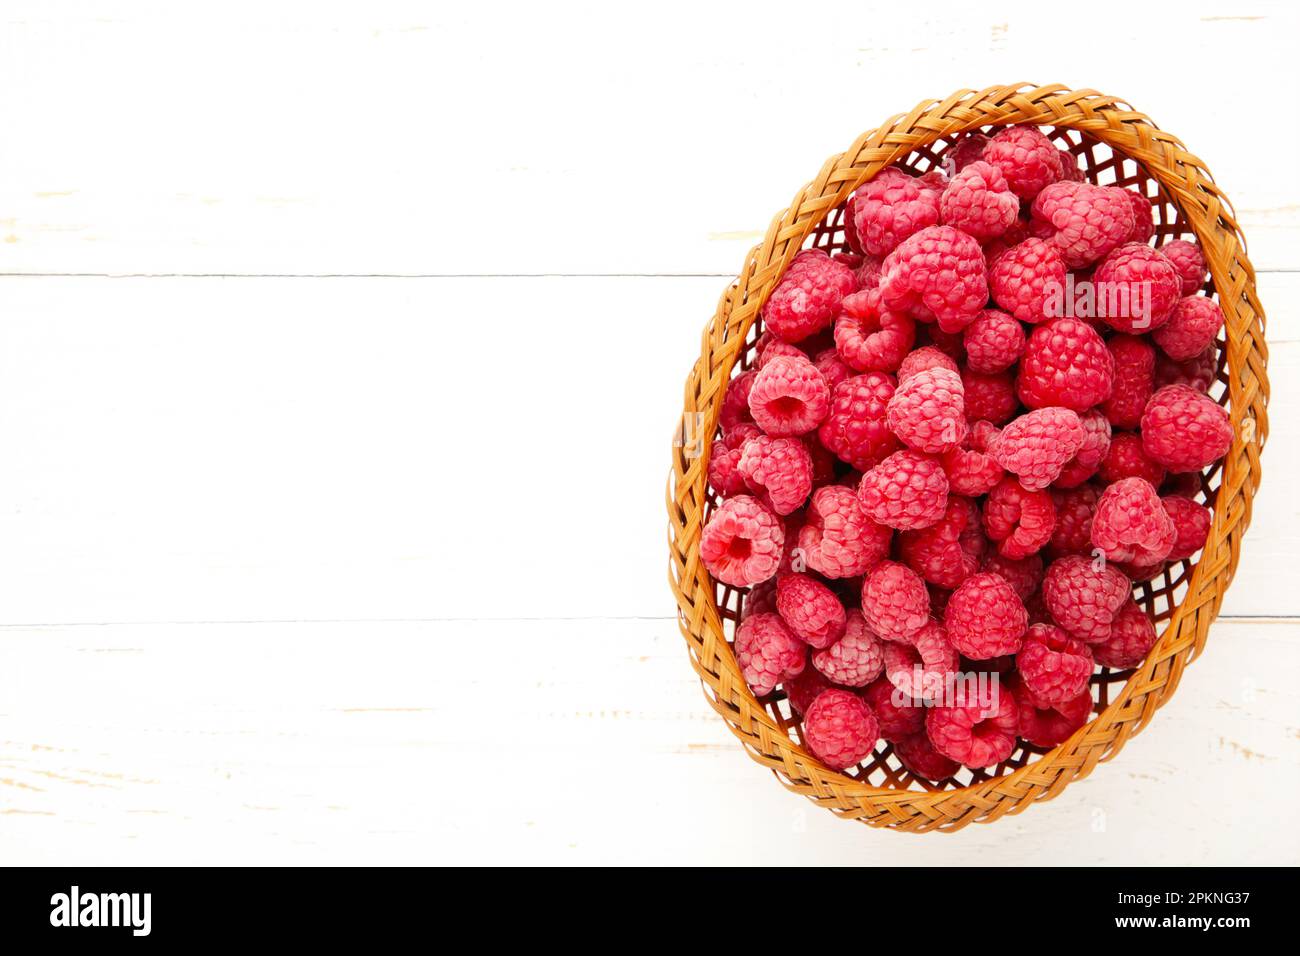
[666,84,1268,832]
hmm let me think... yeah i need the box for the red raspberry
[1017,317,1114,411]
[1098,431,1166,485]
[1056,148,1085,183]
[748,355,830,437]
[754,333,808,369]
[851,167,942,258]
[894,731,960,780]
[982,126,1062,200]
[1154,345,1218,393]
[1162,495,1211,562]
[1091,597,1157,669]
[1092,243,1182,333]
[942,437,1004,497]
[883,621,959,701]
[858,449,949,530]
[899,496,982,589]
[1101,334,1155,430]
[860,559,930,643]
[803,688,879,770]
[762,249,857,343]
[1015,682,1092,748]
[854,254,884,292]
[993,407,1085,491]
[1141,385,1232,473]
[796,485,891,579]
[776,572,846,649]
[887,366,966,453]
[861,676,925,740]
[1049,483,1102,556]
[1091,477,1176,565]
[1042,554,1131,643]
[982,552,1044,601]
[812,609,884,686]
[989,238,1068,323]
[945,572,1028,658]
[983,477,1055,559]
[834,288,915,372]
[1119,189,1155,244]
[803,437,837,486]
[926,682,1020,768]
[939,161,1019,240]
[1159,239,1207,296]
[841,194,864,255]
[708,423,762,498]
[719,369,756,431]
[941,132,990,177]
[1162,472,1205,500]
[1016,623,1093,704]
[1031,181,1134,268]
[737,434,813,515]
[1153,296,1224,360]
[961,368,1020,425]
[811,346,853,393]
[742,577,777,620]
[700,495,785,587]
[783,662,829,717]
[1054,410,1112,488]
[898,345,958,383]
[734,612,805,696]
[817,372,899,471]
[963,309,1025,374]
[879,225,988,333]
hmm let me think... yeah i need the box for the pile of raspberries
[700,126,1230,778]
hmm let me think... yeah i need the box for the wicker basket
[666,84,1268,832]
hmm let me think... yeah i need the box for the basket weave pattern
[666,84,1268,832]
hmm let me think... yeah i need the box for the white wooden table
[1,1,1297,865]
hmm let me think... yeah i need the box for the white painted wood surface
[1,0,1297,864]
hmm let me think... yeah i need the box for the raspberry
[1117,557,1167,583]
[1054,409,1112,488]
[982,551,1043,601]
[811,346,852,392]
[1030,181,1134,268]
[1017,318,1114,411]
[1101,334,1155,430]
[834,289,915,372]
[734,612,805,696]
[1091,477,1176,565]
[982,215,1032,268]
[737,434,813,515]
[1091,598,1157,669]
[796,485,891,579]
[939,161,1019,240]
[860,559,930,643]
[1141,385,1232,473]
[762,249,857,343]
[719,369,756,431]
[1015,683,1092,748]
[993,407,1085,491]
[894,731,960,780]
[899,496,982,589]
[882,621,959,701]
[942,435,1004,496]
[989,238,1068,324]
[926,683,1020,768]
[1153,296,1224,360]
[754,333,808,369]
[1162,472,1205,500]
[898,345,958,383]
[812,609,884,686]
[923,324,965,357]
[1162,494,1211,562]
[886,366,966,453]
[700,495,785,587]
[803,437,837,486]
[1120,189,1155,245]
[708,423,762,498]
[783,662,830,716]
[817,372,899,471]
[1159,239,1207,296]
[776,572,847,649]
[1154,345,1218,393]
[1016,623,1093,705]
[841,194,864,255]
[1092,243,1182,333]
[963,309,1025,374]
[861,676,925,740]
[748,355,830,437]
[982,126,1062,200]
[858,449,949,530]
[983,477,1055,559]
[742,578,777,620]
[854,255,884,292]
[1049,483,1102,556]
[879,225,988,333]
[1042,554,1132,643]
[1056,148,1085,183]
[852,167,942,257]
[961,368,1020,425]
[942,132,990,177]
[945,572,1028,658]
[1098,432,1166,485]
[803,688,880,770]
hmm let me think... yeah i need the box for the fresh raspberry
[1162,495,1211,562]
[860,559,930,643]
[1042,554,1132,643]
[1056,148,1085,183]
[1016,623,1093,705]
[942,435,1004,496]
[1014,682,1092,748]
[939,161,1019,240]
[700,495,785,587]
[858,449,950,530]
[803,688,880,770]
[879,226,988,333]
[894,731,960,780]
[898,345,958,383]
[854,254,884,292]
[1141,385,1232,473]
[734,612,805,696]
[796,485,891,579]
[899,496,982,589]
[811,346,852,391]
[1049,483,1102,556]
[1153,296,1224,360]
[886,366,966,453]
[993,407,1085,491]
[841,194,864,255]
[754,333,808,369]
[834,288,915,372]
[1162,472,1205,500]
[982,126,1062,200]
[812,610,884,686]
[1159,239,1207,296]
[762,249,857,343]
[1154,345,1218,393]
[783,661,830,716]
[942,132,990,177]
[742,578,778,620]
[883,621,959,701]
[1101,334,1155,430]
[988,238,1068,323]
[981,215,1032,268]
[944,572,1028,658]
[1092,243,1182,333]
[1091,598,1157,669]
[803,437,837,486]
[982,552,1043,601]
[1098,431,1167,485]
[1119,189,1155,244]
[817,372,899,471]
[861,676,925,740]
[1054,410,1112,488]
[719,369,756,431]
[926,682,1020,768]
[748,355,830,437]
[924,324,966,357]
[1091,477,1176,565]
[852,167,942,258]
[736,434,813,515]
[1030,181,1134,268]
[983,477,1055,559]
[708,423,762,498]
[1116,557,1167,583]
[963,309,1025,374]
[776,572,846,649]
[961,368,1020,425]
[1017,318,1114,411]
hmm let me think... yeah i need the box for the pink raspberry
[1054,410,1112,488]
[776,572,846,649]
[708,423,762,498]
[989,238,1068,323]
[719,369,756,431]
[939,161,1019,240]
[926,683,1020,768]
[894,731,960,780]
[854,254,884,292]
[1042,554,1132,643]
[861,676,925,740]
[761,249,857,343]
[1017,317,1114,411]
[963,309,1025,374]
[886,366,966,453]
[961,368,1020,425]
[783,663,830,717]
[899,496,983,589]
[796,485,891,579]
[851,167,943,257]
[734,612,805,696]
[879,225,988,333]
[1159,239,1207,296]
[1091,597,1157,669]
[1014,681,1092,748]
[1141,385,1232,473]
[803,688,879,770]
[982,551,1044,601]
[1049,483,1102,556]
[1091,477,1176,565]
[983,477,1055,559]
[742,577,777,620]
[942,433,1005,497]
[700,495,785,587]
[812,347,852,392]
[1155,345,1218,393]
[860,559,930,643]
[834,288,915,372]
[1056,148,1085,183]
[1016,623,1093,705]
[748,355,830,437]
[1153,296,1224,361]
[941,132,990,177]
[882,621,959,701]
[1119,189,1155,244]
[1092,243,1182,333]
[1101,334,1155,430]
[898,345,958,383]
[812,610,884,686]
[1031,181,1134,268]
[945,572,1028,658]
[982,126,1062,200]
[858,449,950,530]
[817,372,899,471]
[993,407,1085,491]
[1098,432,1166,486]
[754,333,808,369]
[737,434,813,515]
[1162,495,1211,562]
